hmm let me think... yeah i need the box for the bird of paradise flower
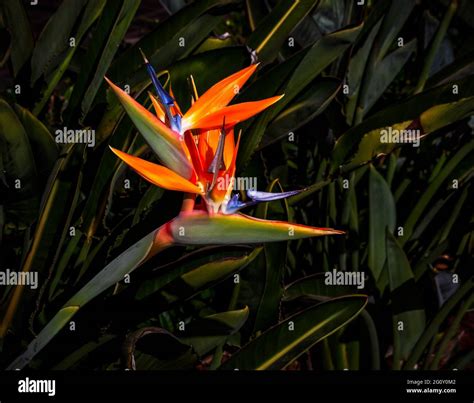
[8,55,343,370]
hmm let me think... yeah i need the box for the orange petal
[196,128,236,170]
[184,131,204,178]
[110,147,202,194]
[168,83,182,116]
[183,64,259,129]
[183,95,283,132]
[148,92,166,122]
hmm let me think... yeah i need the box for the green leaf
[238,24,362,168]
[30,0,88,84]
[7,222,172,369]
[1,0,34,76]
[368,165,395,287]
[13,104,58,178]
[253,180,289,332]
[0,99,39,228]
[360,39,416,114]
[7,306,79,370]
[181,307,249,356]
[108,0,239,82]
[373,0,415,61]
[283,273,356,301]
[52,334,115,370]
[261,77,341,148]
[419,96,474,133]
[345,20,382,124]
[404,276,474,369]
[401,140,474,245]
[33,0,108,115]
[385,231,425,368]
[220,295,367,370]
[331,76,474,171]
[64,0,140,122]
[0,144,84,339]
[134,247,261,307]
[123,327,196,370]
[247,0,319,64]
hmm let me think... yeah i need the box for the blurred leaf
[134,247,261,308]
[247,0,319,64]
[332,75,474,171]
[65,0,140,122]
[402,140,474,245]
[245,0,270,31]
[419,96,474,133]
[52,334,115,370]
[160,0,187,14]
[0,144,84,339]
[181,307,249,356]
[311,0,346,34]
[345,20,382,124]
[404,277,474,369]
[239,24,362,167]
[33,0,108,115]
[373,0,415,61]
[253,180,289,332]
[281,24,361,114]
[220,295,367,370]
[7,306,80,370]
[1,0,33,76]
[7,223,171,369]
[0,99,39,228]
[13,104,58,178]
[128,13,226,96]
[368,165,395,288]
[385,230,425,367]
[348,0,416,122]
[30,0,88,84]
[427,50,474,88]
[108,0,239,82]
[261,77,340,148]
[194,36,235,54]
[361,39,416,114]
[283,273,355,301]
[439,186,470,243]
[124,327,196,370]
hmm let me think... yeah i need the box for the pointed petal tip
[138,47,149,63]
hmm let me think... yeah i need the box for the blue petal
[247,189,303,202]
[145,64,175,106]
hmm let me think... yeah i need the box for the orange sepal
[183,95,283,132]
[110,147,202,194]
[182,64,259,130]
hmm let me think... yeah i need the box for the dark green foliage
[0,0,472,370]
